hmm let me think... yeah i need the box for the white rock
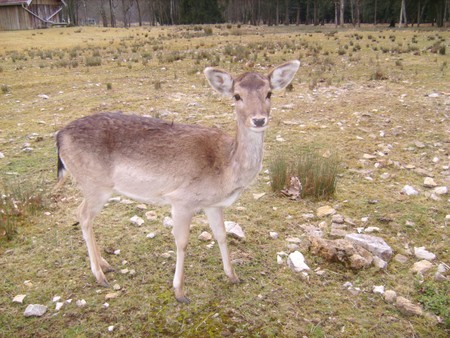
[414,247,436,261]
[373,285,385,294]
[287,251,310,272]
[277,255,284,265]
[24,304,47,317]
[163,216,174,228]
[52,296,61,302]
[437,263,448,274]
[55,302,64,311]
[109,197,121,202]
[130,215,144,226]
[113,284,121,291]
[401,185,419,196]
[12,294,26,304]
[224,221,245,240]
[114,249,121,255]
[103,302,110,309]
[0,152,4,159]
[146,232,156,239]
[423,177,437,188]
[76,299,87,307]
[38,94,49,99]
[269,231,279,239]
[434,186,448,195]
[136,204,147,210]
[345,233,393,261]
[427,92,439,98]
[198,231,212,241]
[108,326,114,332]
[365,226,380,233]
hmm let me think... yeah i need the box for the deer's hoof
[176,295,191,304]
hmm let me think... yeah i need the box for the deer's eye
[233,94,242,101]
[266,91,272,100]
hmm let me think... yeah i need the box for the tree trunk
[306,0,310,25]
[374,0,377,25]
[334,1,338,27]
[399,0,407,27]
[340,0,344,26]
[136,0,142,26]
[296,0,301,25]
[284,0,289,25]
[355,0,360,27]
[109,0,116,27]
[276,0,279,25]
[100,0,108,26]
[313,0,318,25]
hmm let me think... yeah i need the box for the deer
[55,60,300,303]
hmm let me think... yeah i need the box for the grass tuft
[269,150,339,200]
[0,179,46,240]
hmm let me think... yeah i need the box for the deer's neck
[230,122,265,187]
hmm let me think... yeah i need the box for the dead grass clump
[85,56,102,67]
[0,179,46,240]
[269,151,339,200]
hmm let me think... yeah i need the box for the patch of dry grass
[0,25,449,336]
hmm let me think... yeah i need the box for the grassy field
[0,24,449,336]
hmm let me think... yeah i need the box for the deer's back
[57,113,235,205]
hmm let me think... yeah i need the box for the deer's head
[204,60,300,133]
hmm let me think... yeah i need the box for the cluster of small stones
[269,204,448,320]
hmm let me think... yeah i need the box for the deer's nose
[252,117,267,127]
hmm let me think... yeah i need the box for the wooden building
[0,0,67,30]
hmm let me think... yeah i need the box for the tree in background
[180,0,223,24]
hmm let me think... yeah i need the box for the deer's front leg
[204,207,240,284]
[171,205,194,303]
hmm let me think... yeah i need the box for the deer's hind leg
[77,189,113,287]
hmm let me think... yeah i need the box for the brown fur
[55,61,300,303]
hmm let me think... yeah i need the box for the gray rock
[269,231,279,239]
[332,214,345,224]
[373,285,385,294]
[411,260,433,274]
[396,297,423,316]
[198,231,212,241]
[224,221,245,240]
[330,223,348,237]
[287,251,310,272]
[384,290,397,303]
[13,294,26,304]
[373,256,388,269]
[316,205,336,217]
[163,216,174,228]
[24,304,47,317]
[344,233,393,261]
[414,247,436,261]
[130,215,144,226]
[434,186,448,195]
[394,254,409,264]
[401,185,419,196]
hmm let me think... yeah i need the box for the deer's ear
[269,60,300,90]
[204,67,234,97]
